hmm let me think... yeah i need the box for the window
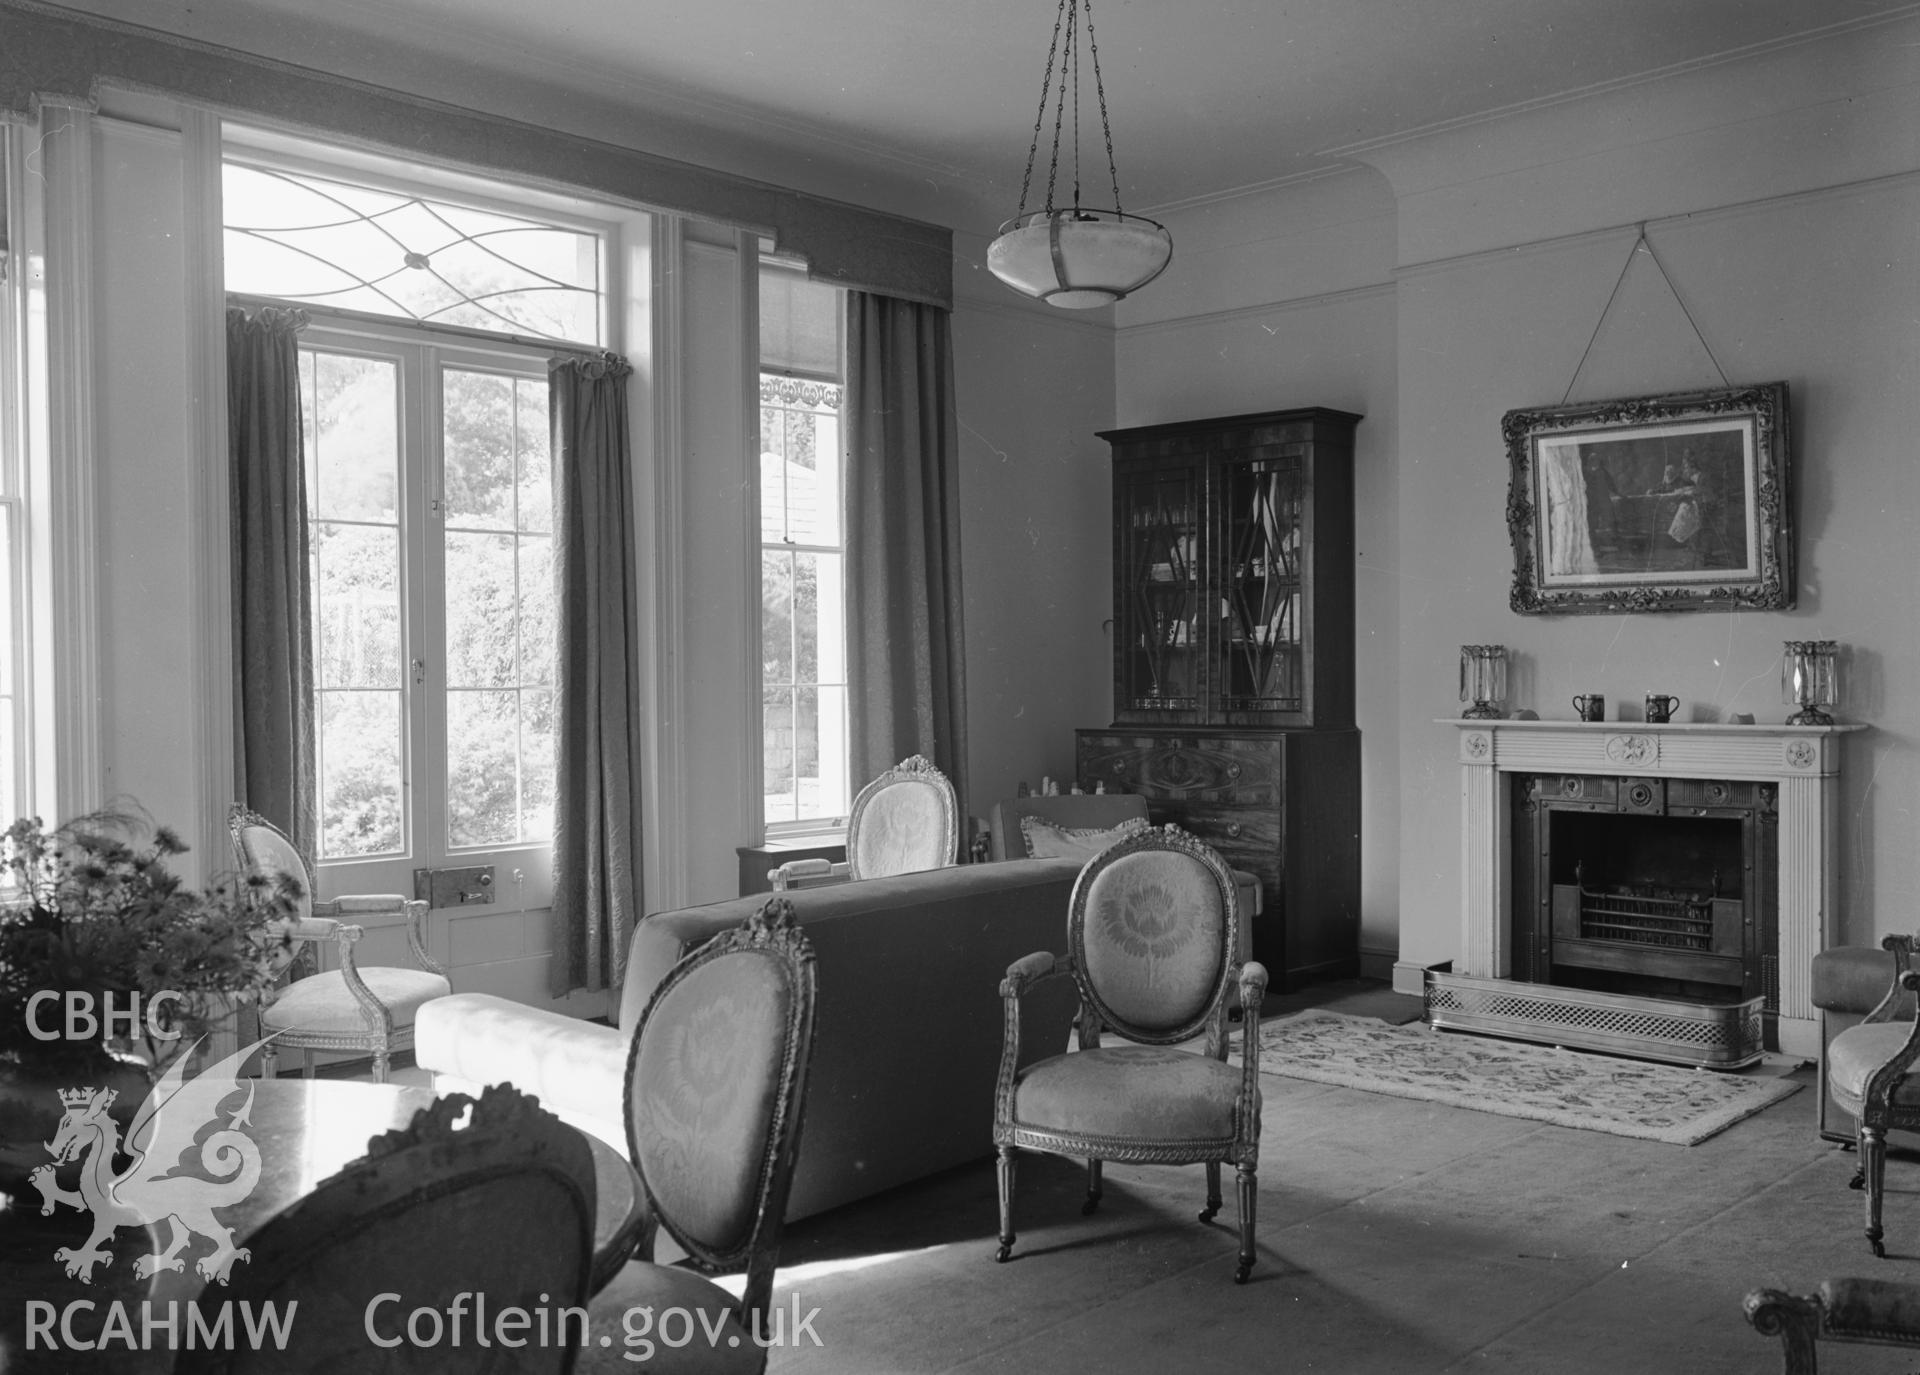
[226,141,606,905]
[300,337,555,872]
[759,265,848,834]
[224,157,603,345]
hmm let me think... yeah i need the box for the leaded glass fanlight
[223,162,603,345]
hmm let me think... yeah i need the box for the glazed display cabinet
[1078,407,1363,989]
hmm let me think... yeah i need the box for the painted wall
[1114,16,1920,978]
[950,235,1117,826]
[1367,18,1920,967]
[1111,171,1404,969]
[88,115,205,880]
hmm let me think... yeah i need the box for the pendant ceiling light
[987,0,1172,310]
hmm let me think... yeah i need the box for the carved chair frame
[175,1084,595,1375]
[845,753,960,879]
[992,824,1268,1281]
[1746,1279,1920,1374]
[621,897,818,1330]
[1841,933,1920,1256]
[768,753,959,890]
[228,805,445,1080]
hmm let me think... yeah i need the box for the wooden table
[0,1079,646,1369]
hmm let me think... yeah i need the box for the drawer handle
[1226,763,1242,780]
[1225,822,1244,840]
[1112,760,1129,778]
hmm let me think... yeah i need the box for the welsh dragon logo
[30,1037,271,1285]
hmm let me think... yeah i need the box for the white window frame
[756,269,849,844]
[297,314,561,907]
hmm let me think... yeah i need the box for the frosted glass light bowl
[987,209,1173,309]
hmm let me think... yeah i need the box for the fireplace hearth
[1432,718,1859,1066]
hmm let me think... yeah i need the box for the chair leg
[261,1043,278,1081]
[995,1146,1018,1263]
[301,1049,315,1080]
[1862,1123,1888,1258]
[1200,1161,1223,1224]
[1234,1161,1257,1284]
[1082,1159,1104,1216]
[373,1045,391,1084]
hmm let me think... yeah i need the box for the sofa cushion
[1013,1046,1254,1142]
[414,992,629,1130]
[1021,813,1149,862]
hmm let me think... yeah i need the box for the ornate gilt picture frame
[1505,382,1793,615]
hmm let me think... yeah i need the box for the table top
[0,1078,646,1367]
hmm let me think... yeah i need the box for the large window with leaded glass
[759,264,848,835]
[225,138,605,906]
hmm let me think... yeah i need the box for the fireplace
[1511,772,1777,1022]
[1433,719,1857,1067]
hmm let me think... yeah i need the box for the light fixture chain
[1082,0,1123,214]
[1015,0,1071,220]
[1044,0,1074,213]
[1070,3,1082,208]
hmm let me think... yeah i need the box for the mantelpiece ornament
[1605,733,1659,767]
[1463,732,1492,761]
[1784,739,1819,771]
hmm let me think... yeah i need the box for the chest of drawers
[1076,726,1360,989]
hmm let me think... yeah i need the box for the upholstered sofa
[416,857,1084,1220]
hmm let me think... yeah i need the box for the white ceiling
[48,0,1920,229]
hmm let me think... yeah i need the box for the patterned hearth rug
[1242,1010,1801,1146]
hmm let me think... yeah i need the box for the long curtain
[844,291,969,824]
[227,304,315,857]
[549,352,643,999]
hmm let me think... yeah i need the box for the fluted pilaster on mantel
[1443,718,1864,1059]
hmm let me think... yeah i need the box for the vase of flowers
[0,807,297,1196]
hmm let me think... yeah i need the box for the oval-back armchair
[991,823,1268,1282]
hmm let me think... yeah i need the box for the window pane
[443,369,517,529]
[808,411,842,546]
[762,683,798,825]
[515,377,551,534]
[225,161,602,345]
[759,446,788,544]
[793,552,819,683]
[319,690,403,858]
[445,532,516,688]
[447,689,519,847]
[313,522,402,689]
[791,686,821,819]
[308,352,398,523]
[518,535,554,686]
[761,551,794,686]
[814,551,845,686]
[520,688,555,843]
[816,682,850,819]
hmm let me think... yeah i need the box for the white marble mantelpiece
[1443,717,1865,1059]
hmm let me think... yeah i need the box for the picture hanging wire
[1560,225,1732,406]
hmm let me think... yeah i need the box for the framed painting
[1505,382,1793,614]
